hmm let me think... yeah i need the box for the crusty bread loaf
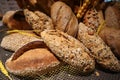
[2,10,32,30]
[41,30,95,73]
[77,23,120,72]
[51,1,78,37]
[5,41,60,76]
[24,9,54,35]
[0,32,41,51]
[83,8,100,32]
[105,6,120,29]
[99,26,120,59]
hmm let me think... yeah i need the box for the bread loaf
[83,8,100,32]
[51,1,78,37]
[24,9,54,35]
[0,32,41,51]
[41,30,95,73]
[105,6,120,29]
[99,26,120,59]
[77,23,120,72]
[5,41,60,76]
[2,10,32,30]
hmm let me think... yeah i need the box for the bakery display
[0,0,120,79]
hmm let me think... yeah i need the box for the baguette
[41,30,95,73]
[77,23,120,72]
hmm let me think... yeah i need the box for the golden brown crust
[5,44,60,76]
[51,1,78,37]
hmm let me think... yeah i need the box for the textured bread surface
[41,30,95,73]
[24,9,54,35]
[5,48,60,76]
[77,23,120,72]
[51,1,78,37]
[83,8,100,32]
[0,32,41,51]
[105,6,120,29]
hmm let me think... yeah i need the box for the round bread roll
[51,1,78,37]
[5,41,60,76]
[2,10,32,30]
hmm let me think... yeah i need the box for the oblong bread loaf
[41,30,95,73]
[0,32,42,51]
[51,1,78,37]
[77,23,120,72]
[5,41,60,76]
[24,9,54,35]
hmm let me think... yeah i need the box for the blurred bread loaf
[0,32,41,51]
[2,10,32,30]
[51,1,78,37]
[24,9,54,35]
[77,23,120,72]
[105,6,120,29]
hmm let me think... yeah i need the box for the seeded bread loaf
[24,9,54,35]
[0,32,41,51]
[77,23,120,72]
[5,41,60,76]
[83,8,100,32]
[41,30,95,73]
[51,1,78,37]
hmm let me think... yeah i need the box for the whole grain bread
[41,30,95,73]
[83,8,100,32]
[24,9,54,35]
[0,32,42,51]
[77,23,120,72]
